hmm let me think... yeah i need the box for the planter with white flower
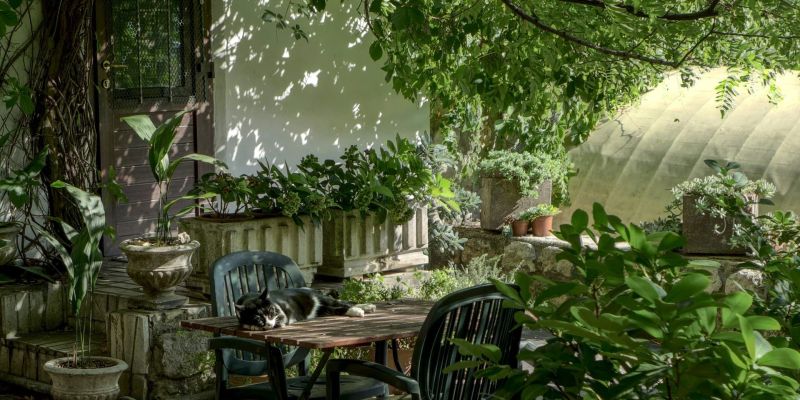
[119,110,225,310]
[669,160,774,255]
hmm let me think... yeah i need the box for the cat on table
[235,287,376,331]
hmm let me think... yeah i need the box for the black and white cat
[234,287,373,330]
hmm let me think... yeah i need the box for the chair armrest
[326,359,420,395]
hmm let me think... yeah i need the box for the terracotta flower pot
[532,216,553,237]
[511,220,530,237]
[44,356,128,400]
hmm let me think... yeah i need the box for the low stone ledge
[451,226,763,296]
[109,304,214,400]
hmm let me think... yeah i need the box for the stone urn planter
[480,178,551,231]
[181,214,321,298]
[0,223,20,266]
[682,195,756,255]
[532,216,554,237]
[319,208,428,278]
[44,356,128,400]
[119,239,200,310]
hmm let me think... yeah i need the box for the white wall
[211,0,429,175]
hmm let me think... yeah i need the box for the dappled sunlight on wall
[562,69,800,225]
[211,0,428,174]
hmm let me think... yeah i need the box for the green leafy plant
[478,150,567,204]
[253,155,338,225]
[121,110,226,244]
[334,135,451,224]
[339,273,411,304]
[38,181,113,363]
[418,131,477,256]
[191,171,254,218]
[520,204,559,221]
[416,254,512,301]
[0,144,47,226]
[449,204,800,399]
[639,213,682,236]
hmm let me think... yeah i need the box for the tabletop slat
[181,299,435,349]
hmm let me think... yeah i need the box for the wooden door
[95,0,214,254]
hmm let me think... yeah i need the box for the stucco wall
[210,0,429,174]
[561,69,800,225]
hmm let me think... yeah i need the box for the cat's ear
[259,290,270,300]
[234,304,245,315]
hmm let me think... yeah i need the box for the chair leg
[326,369,341,400]
[214,349,226,399]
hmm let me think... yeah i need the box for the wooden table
[181,299,435,400]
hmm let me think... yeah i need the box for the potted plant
[0,146,47,267]
[320,137,441,278]
[477,150,565,231]
[181,158,332,295]
[521,204,559,237]
[39,181,128,400]
[668,160,774,255]
[119,110,225,309]
[506,214,530,237]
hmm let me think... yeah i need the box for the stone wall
[109,306,214,400]
[450,226,764,294]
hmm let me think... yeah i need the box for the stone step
[0,331,106,387]
[1,281,66,339]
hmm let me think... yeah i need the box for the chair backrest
[209,250,307,317]
[411,284,522,400]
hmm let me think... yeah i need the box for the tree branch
[500,0,681,67]
[559,0,721,21]
[676,20,717,66]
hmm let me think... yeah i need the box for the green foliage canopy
[269,0,799,160]
[366,0,798,150]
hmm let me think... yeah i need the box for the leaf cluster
[520,203,559,221]
[189,135,459,227]
[450,204,800,399]
[479,150,568,202]
[121,111,227,244]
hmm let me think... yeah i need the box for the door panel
[96,0,213,254]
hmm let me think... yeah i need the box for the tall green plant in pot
[40,181,128,400]
[119,110,225,310]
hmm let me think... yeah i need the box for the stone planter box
[682,195,756,255]
[318,208,428,278]
[480,178,551,231]
[181,215,322,297]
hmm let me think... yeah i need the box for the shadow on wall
[211,0,428,174]
[561,69,800,225]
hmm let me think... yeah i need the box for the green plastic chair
[208,250,385,400]
[326,284,522,400]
